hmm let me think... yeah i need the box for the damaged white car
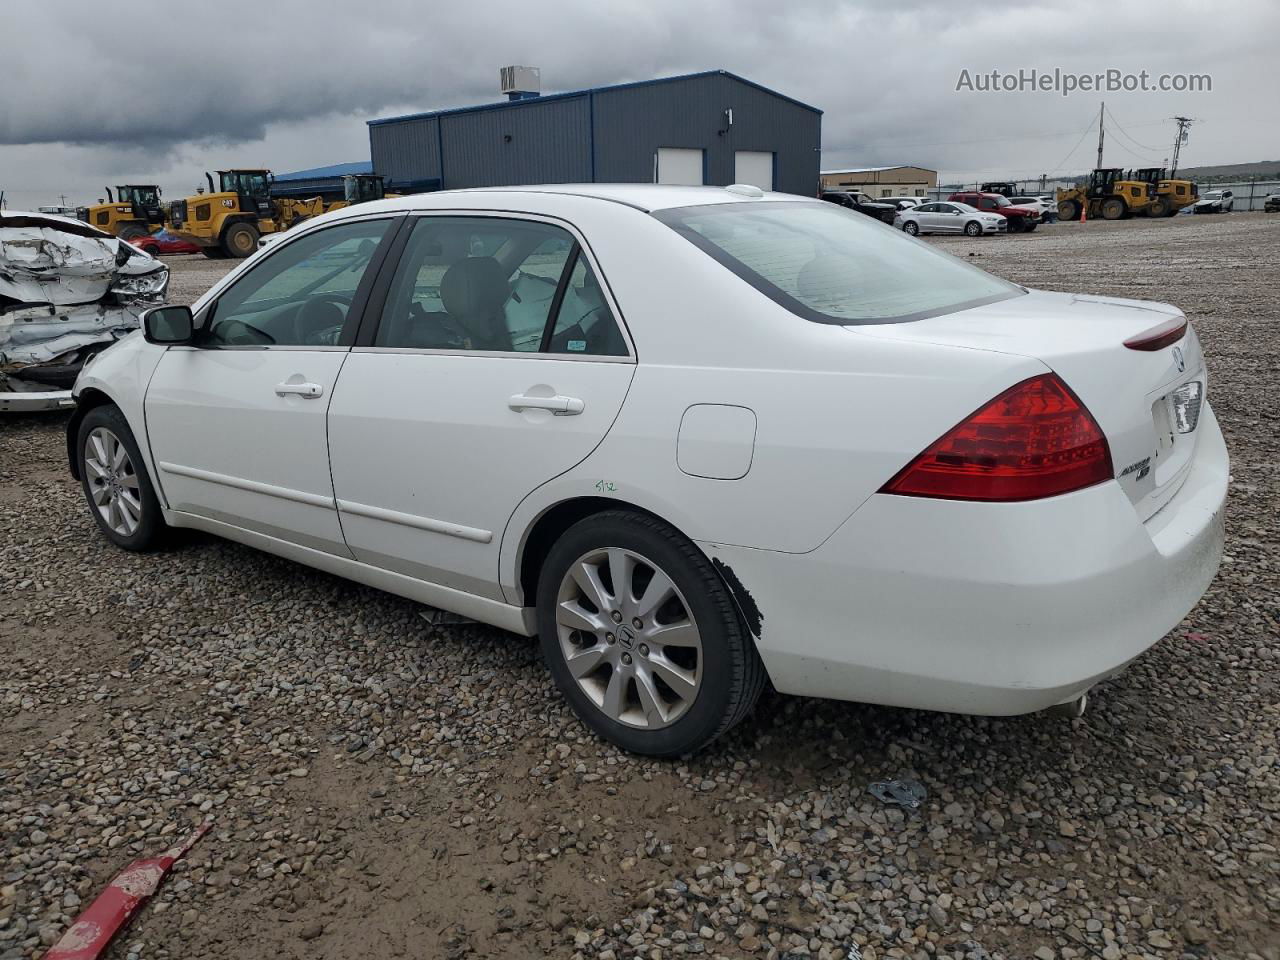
[1,212,168,412]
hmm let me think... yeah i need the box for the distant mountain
[1173,160,1280,181]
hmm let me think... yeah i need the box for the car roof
[377,184,819,214]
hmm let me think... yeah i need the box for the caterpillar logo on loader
[76,186,165,241]
[1057,168,1156,222]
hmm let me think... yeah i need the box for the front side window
[205,219,390,347]
[375,216,626,356]
[655,200,1022,325]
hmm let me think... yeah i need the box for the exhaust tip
[1047,692,1088,719]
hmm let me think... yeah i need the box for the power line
[823,117,1103,154]
[1103,105,1166,153]
[1045,106,1102,176]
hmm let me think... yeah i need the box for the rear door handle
[508,393,585,416]
[275,381,324,399]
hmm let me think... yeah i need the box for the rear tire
[118,223,148,241]
[536,510,765,756]
[903,220,920,236]
[222,222,259,258]
[964,220,982,237]
[77,405,166,551]
[1058,199,1080,221]
[1147,197,1172,217]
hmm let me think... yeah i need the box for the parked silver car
[895,201,1007,237]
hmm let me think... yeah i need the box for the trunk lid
[846,289,1206,519]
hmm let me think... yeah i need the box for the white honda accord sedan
[67,184,1227,756]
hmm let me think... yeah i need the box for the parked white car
[1193,190,1234,214]
[68,184,1227,755]
[896,201,1007,236]
[1008,195,1059,223]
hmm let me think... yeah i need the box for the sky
[2,0,1276,210]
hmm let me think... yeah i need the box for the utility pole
[1096,101,1105,170]
[1170,117,1193,177]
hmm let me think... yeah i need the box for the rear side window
[654,201,1021,325]
[374,216,626,356]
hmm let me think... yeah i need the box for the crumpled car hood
[1,212,168,393]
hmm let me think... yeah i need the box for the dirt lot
[1,214,1277,960]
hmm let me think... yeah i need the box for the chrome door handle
[508,393,585,416]
[275,381,324,399]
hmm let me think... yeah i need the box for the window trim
[352,209,636,363]
[192,213,404,351]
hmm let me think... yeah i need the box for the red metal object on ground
[44,822,211,960]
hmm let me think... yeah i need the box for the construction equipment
[275,175,391,228]
[169,170,280,258]
[76,186,165,240]
[1127,167,1198,217]
[1056,168,1156,222]
[171,171,393,257]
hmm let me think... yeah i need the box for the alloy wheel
[555,547,703,729]
[84,427,143,537]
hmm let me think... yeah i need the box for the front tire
[536,511,765,756]
[1147,197,1171,217]
[222,222,259,258]
[77,405,166,551]
[964,220,982,237]
[903,220,920,236]
[118,223,149,241]
[1101,198,1127,220]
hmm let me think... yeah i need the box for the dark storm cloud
[2,0,1276,208]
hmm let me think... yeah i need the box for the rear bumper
[701,402,1228,716]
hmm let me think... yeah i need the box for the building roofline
[820,165,938,175]
[367,69,822,127]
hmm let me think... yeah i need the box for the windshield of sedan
[655,201,1022,324]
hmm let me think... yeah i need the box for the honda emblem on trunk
[1172,345,1185,372]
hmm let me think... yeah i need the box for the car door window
[545,250,628,356]
[205,219,391,347]
[375,216,627,357]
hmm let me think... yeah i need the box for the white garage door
[656,148,705,186]
[734,151,775,190]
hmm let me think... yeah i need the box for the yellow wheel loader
[1128,167,1199,217]
[169,170,281,259]
[1057,168,1156,222]
[76,185,165,240]
[275,175,392,228]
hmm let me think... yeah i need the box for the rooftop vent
[500,65,541,101]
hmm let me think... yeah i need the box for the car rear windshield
[654,200,1023,325]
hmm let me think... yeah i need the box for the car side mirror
[143,305,194,345]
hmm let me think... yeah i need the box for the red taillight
[881,374,1113,502]
[1124,316,1187,351]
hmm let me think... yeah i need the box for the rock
[300,922,324,941]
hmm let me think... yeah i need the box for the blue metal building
[270,161,374,199]
[367,70,822,196]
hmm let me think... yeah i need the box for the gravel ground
[1,214,1277,960]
